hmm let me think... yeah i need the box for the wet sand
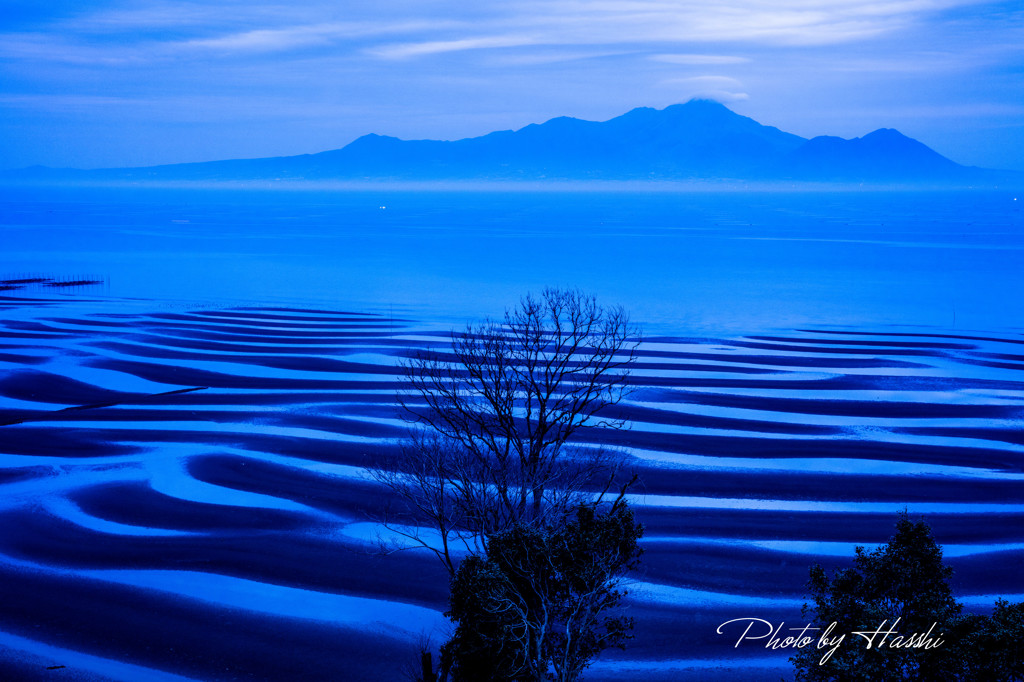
[1,296,1022,680]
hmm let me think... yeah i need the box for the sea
[0,183,1022,680]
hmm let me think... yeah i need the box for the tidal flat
[0,185,1022,680]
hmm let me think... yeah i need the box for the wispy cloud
[660,75,746,89]
[356,0,988,63]
[0,16,462,64]
[182,25,342,53]
[484,49,635,67]
[650,54,751,65]
[512,0,983,45]
[656,75,750,103]
[180,20,461,54]
[2,0,990,67]
[369,34,542,60]
[703,91,751,103]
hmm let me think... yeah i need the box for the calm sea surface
[2,185,1021,333]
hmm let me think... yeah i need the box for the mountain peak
[620,99,735,119]
[679,98,733,109]
[861,128,908,141]
[788,126,961,179]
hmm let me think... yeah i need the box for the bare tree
[373,288,641,576]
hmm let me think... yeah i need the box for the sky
[1,0,1022,171]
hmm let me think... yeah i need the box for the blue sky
[1,0,1022,170]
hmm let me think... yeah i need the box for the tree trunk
[420,650,436,682]
[531,484,544,521]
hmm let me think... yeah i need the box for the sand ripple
[1,297,1022,679]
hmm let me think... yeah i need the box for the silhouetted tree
[793,512,1024,681]
[375,288,641,575]
[444,499,643,682]
[375,289,644,681]
[955,599,1024,681]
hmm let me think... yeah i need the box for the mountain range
[6,100,1014,184]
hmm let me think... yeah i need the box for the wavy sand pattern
[1,295,1023,680]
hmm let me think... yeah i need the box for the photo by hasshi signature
[718,617,945,665]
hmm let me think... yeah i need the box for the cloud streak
[656,75,750,104]
[369,34,542,60]
[343,0,993,66]
[4,0,988,65]
[651,54,751,65]
[180,20,461,54]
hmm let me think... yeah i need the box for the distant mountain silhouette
[4,100,1014,184]
[785,128,965,180]
[312,100,806,180]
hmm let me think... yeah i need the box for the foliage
[792,511,1024,681]
[443,500,644,682]
[955,599,1024,681]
